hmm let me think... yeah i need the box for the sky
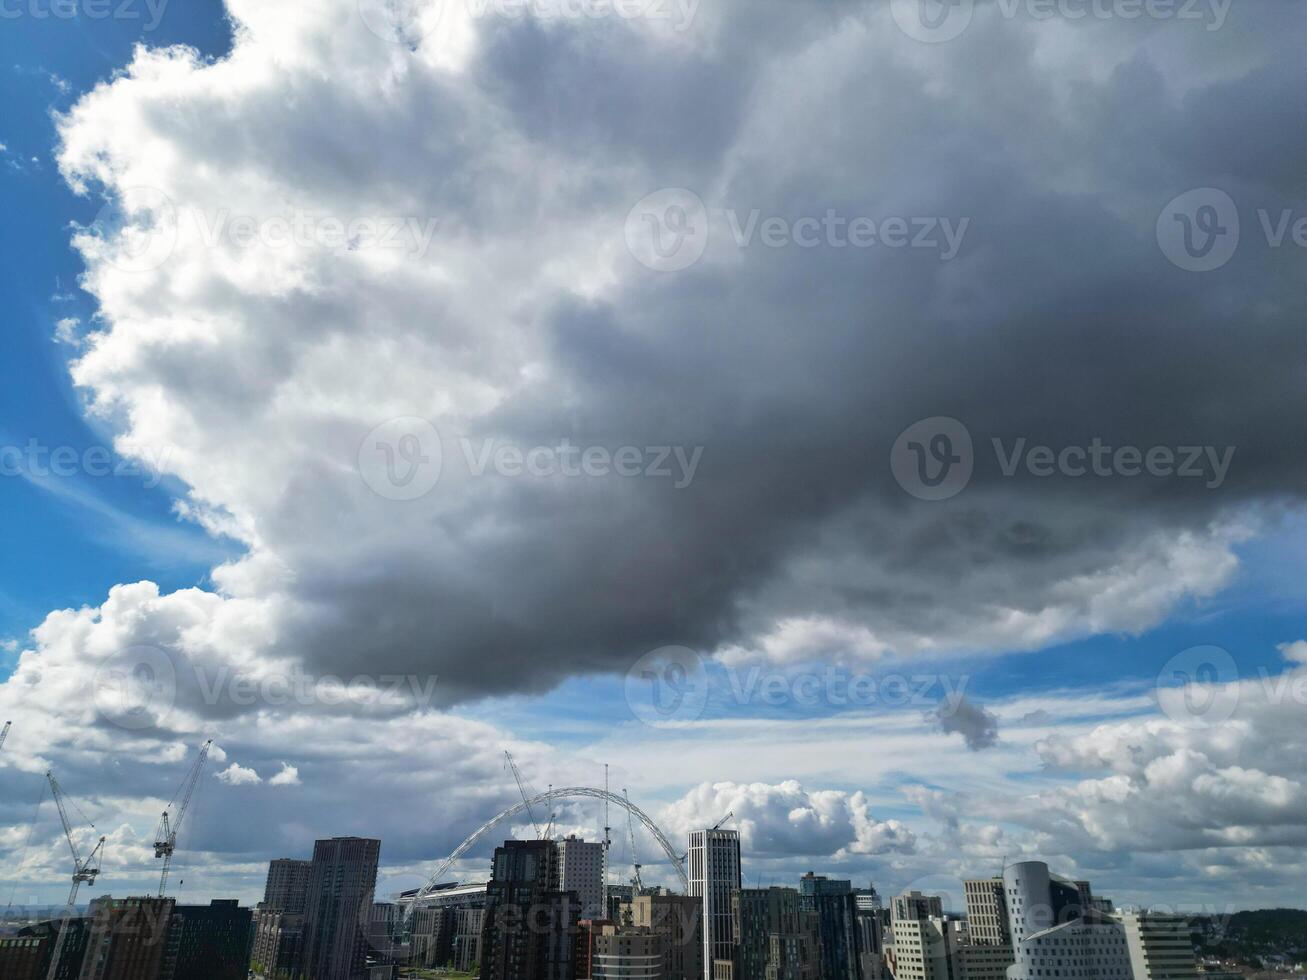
[2,0,1307,918]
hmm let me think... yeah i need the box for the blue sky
[2,0,1307,913]
[0,0,233,655]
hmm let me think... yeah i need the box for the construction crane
[503,751,542,840]
[47,771,106,908]
[0,721,11,752]
[154,740,212,897]
[710,810,734,831]
[623,789,643,892]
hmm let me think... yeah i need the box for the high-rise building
[557,836,607,920]
[167,900,252,980]
[852,891,885,980]
[263,860,313,915]
[480,839,579,980]
[688,828,741,980]
[300,837,381,980]
[1120,910,1200,980]
[250,906,304,980]
[1003,862,1132,980]
[890,888,1015,980]
[631,893,704,980]
[592,927,666,980]
[731,886,819,980]
[854,885,883,913]
[78,896,177,980]
[798,873,861,980]
[253,858,314,980]
[10,916,90,980]
[0,935,48,980]
[889,898,958,980]
[892,892,944,923]
[964,879,1010,947]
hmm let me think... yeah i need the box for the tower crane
[0,721,11,752]
[623,789,643,892]
[710,810,734,831]
[47,771,106,908]
[154,740,212,897]
[503,751,542,840]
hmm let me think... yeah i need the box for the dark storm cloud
[48,0,1307,703]
[932,696,1000,751]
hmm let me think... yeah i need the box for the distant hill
[1200,909,1307,967]
[1224,910,1307,944]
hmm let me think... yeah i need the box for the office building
[890,889,1014,980]
[557,836,607,921]
[480,839,579,980]
[893,892,945,923]
[631,893,704,980]
[301,837,381,980]
[889,903,959,980]
[964,878,1011,947]
[1120,910,1201,980]
[1004,862,1132,980]
[689,828,741,980]
[854,885,883,913]
[957,941,1016,980]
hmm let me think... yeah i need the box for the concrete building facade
[557,836,607,921]
[1120,910,1200,980]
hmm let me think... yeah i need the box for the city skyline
[3,0,1307,936]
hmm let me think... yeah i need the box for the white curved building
[1002,862,1133,980]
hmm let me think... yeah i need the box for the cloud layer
[1,0,1306,909]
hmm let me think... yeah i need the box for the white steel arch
[411,787,687,904]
